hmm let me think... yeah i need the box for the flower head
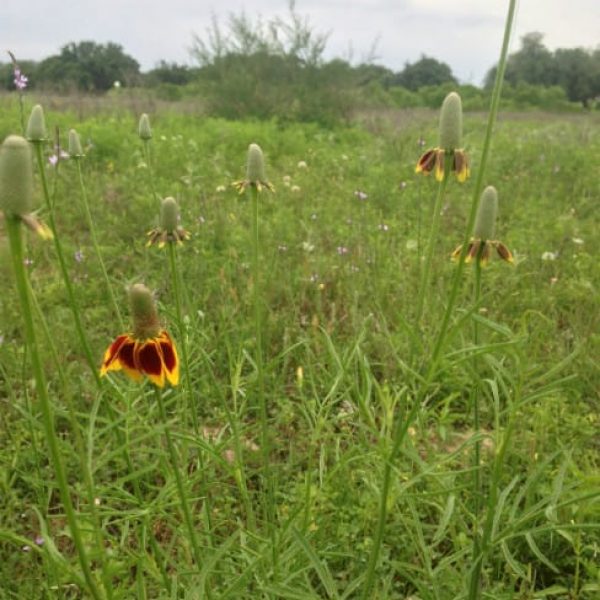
[232,143,274,193]
[147,197,190,248]
[415,92,469,182]
[451,186,513,266]
[138,113,152,140]
[26,105,48,143]
[100,284,179,387]
[8,52,28,91]
[0,135,52,239]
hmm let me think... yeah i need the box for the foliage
[392,55,457,90]
[0,97,598,597]
[485,32,600,105]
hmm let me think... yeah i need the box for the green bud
[138,113,152,140]
[160,197,179,233]
[474,186,498,240]
[0,135,34,216]
[246,143,266,183]
[68,129,84,158]
[129,283,160,339]
[438,92,463,150]
[26,104,48,142]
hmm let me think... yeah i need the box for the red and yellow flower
[100,284,179,387]
[232,143,274,194]
[415,148,469,182]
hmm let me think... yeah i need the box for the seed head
[438,92,463,151]
[129,284,160,340]
[474,186,498,240]
[0,135,34,216]
[160,197,179,233]
[26,105,48,143]
[138,114,152,140]
[246,143,267,183]
[68,129,84,158]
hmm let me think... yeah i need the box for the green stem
[75,159,124,328]
[415,168,449,325]
[250,186,275,533]
[428,0,517,374]
[167,242,214,547]
[32,142,98,379]
[360,391,418,600]
[153,386,204,573]
[142,140,159,202]
[6,216,104,600]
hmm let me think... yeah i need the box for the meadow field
[0,94,598,599]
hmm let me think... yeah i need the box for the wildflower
[337,246,349,256]
[48,149,69,167]
[415,92,469,182]
[215,185,226,193]
[451,186,513,265]
[0,135,52,239]
[233,143,274,193]
[354,190,368,201]
[147,197,190,248]
[68,129,85,158]
[74,249,84,263]
[378,223,389,232]
[100,283,179,387]
[290,185,301,192]
[8,52,28,91]
[297,160,307,169]
[541,251,558,261]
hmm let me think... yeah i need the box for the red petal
[137,341,163,376]
[101,335,129,370]
[119,340,137,371]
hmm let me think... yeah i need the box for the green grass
[0,96,598,599]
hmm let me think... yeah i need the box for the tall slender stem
[75,159,124,328]
[415,169,449,325]
[32,142,97,376]
[250,186,276,547]
[153,386,204,575]
[6,216,104,600]
[428,0,517,374]
[167,242,214,547]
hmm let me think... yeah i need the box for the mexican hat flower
[0,135,52,239]
[147,196,190,248]
[100,284,179,387]
[415,92,469,182]
[233,143,274,193]
[451,186,513,265]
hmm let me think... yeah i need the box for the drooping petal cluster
[100,284,180,387]
[147,197,190,248]
[100,330,179,387]
[415,92,469,182]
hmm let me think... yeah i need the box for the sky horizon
[2,1,599,85]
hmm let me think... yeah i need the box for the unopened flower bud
[0,135,34,216]
[438,92,463,151]
[129,284,160,339]
[160,197,179,233]
[474,186,498,240]
[68,129,84,158]
[246,143,266,183]
[138,114,152,140]
[26,105,47,142]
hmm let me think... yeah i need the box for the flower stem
[153,386,204,576]
[32,142,98,379]
[167,241,214,547]
[415,168,449,325]
[250,185,276,545]
[428,0,517,374]
[75,159,124,329]
[6,215,105,600]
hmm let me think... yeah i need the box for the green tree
[554,48,599,105]
[36,41,140,92]
[393,56,457,91]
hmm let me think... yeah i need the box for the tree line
[2,9,598,124]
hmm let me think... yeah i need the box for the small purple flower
[74,250,84,263]
[34,535,44,546]
[48,150,69,167]
[378,223,389,232]
[336,246,349,256]
[14,68,28,91]
[354,190,368,201]
[48,155,58,167]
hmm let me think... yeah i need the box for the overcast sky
[2,1,599,85]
